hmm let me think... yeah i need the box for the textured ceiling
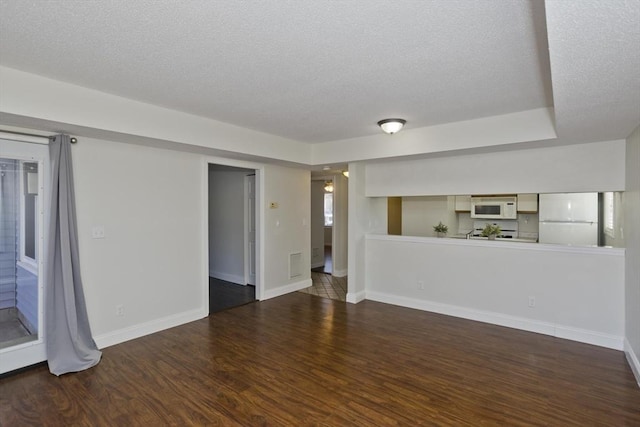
[545,0,640,143]
[0,1,638,147]
[0,0,554,144]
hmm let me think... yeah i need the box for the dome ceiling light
[377,118,406,135]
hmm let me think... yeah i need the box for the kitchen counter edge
[365,233,625,256]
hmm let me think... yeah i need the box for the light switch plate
[91,226,105,239]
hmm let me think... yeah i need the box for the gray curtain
[45,134,101,375]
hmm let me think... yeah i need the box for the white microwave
[470,196,517,220]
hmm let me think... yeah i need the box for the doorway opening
[312,180,333,274]
[0,138,48,374]
[303,172,348,302]
[208,163,258,313]
[0,159,39,349]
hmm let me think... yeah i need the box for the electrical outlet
[528,297,535,308]
[417,280,425,290]
[116,305,124,316]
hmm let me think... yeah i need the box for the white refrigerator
[538,193,598,246]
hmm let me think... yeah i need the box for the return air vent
[289,252,302,279]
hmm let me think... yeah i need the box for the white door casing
[245,174,256,286]
[0,138,49,374]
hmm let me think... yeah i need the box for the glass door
[0,138,48,373]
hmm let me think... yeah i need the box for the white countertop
[450,234,537,243]
[366,233,624,256]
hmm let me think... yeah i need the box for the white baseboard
[209,270,244,285]
[94,307,207,350]
[311,261,324,269]
[346,290,366,304]
[333,268,348,278]
[365,291,624,350]
[0,343,46,375]
[262,278,312,300]
[625,338,640,387]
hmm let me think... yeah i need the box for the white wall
[402,196,458,237]
[333,174,349,277]
[313,108,556,165]
[347,163,387,303]
[68,136,311,349]
[625,124,640,384]
[73,137,205,346]
[354,138,631,355]
[366,235,625,350]
[0,66,311,164]
[262,164,311,299]
[604,192,626,248]
[324,227,332,246]
[208,168,250,284]
[310,180,325,268]
[366,140,626,196]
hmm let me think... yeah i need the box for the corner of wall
[261,278,311,301]
[624,338,640,387]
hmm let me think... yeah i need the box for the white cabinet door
[517,194,538,212]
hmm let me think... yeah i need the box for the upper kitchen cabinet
[517,194,538,213]
[454,195,471,212]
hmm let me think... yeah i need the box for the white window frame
[324,192,333,227]
[17,161,39,274]
[603,192,614,238]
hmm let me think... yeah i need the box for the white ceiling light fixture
[377,119,406,134]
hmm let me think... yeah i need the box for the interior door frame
[203,157,264,310]
[0,138,49,374]
[244,174,256,286]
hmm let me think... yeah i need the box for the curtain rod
[0,129,77,143]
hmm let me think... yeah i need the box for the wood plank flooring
[1,292,639,425]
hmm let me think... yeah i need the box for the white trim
[0,130,49,144]
[346,290,366,304]
[203,156,265,302]
[0,139,49,373]
[16,260,37,276]
[201,159,210,315]
[365,233,626,256]
[625,338,640,387]
[94,308,207,349]
[311,261,325,269]
[332,268,348,277]
[0,339,47,374]
[209,270,245,285]
[366,291,624,350]
[262,278,312,300]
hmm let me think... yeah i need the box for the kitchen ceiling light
[377,118,406,134]
[324,181,334,192]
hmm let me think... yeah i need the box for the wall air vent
[289,252,302,279]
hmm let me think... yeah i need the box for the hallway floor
[311,245,332,274]
[299,272,347,302]
[209,278,255,314]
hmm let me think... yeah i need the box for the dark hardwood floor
[1,292,639,425]
[209,277,255,314]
